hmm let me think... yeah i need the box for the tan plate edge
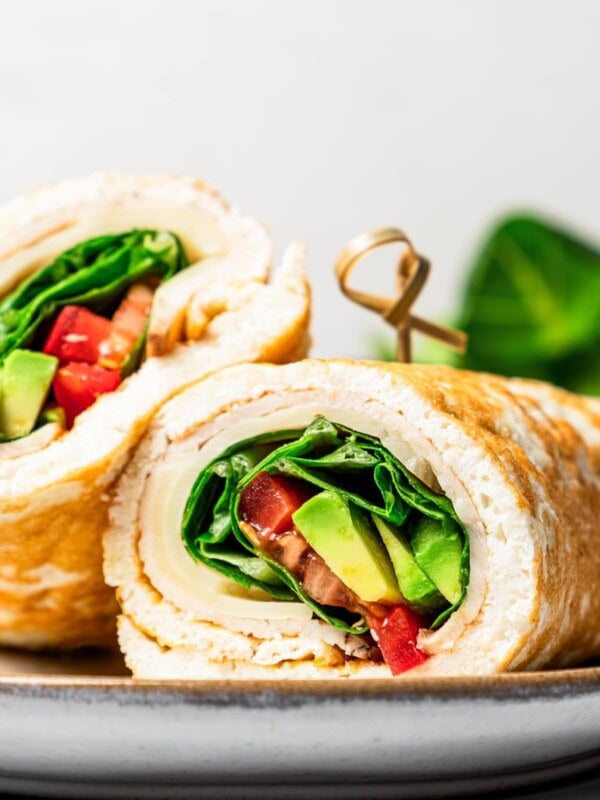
[0,667,599,705]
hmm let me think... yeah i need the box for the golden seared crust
[380,362,600,669]
[0,482,117,649]
[0,176,310,650]
[105,359,600,677]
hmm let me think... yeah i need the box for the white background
[1,0,598,356]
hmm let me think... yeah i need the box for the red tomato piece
[239,472,315,536]
[368,606,429,675]
[53,362,121,428]
[98,284,153,369]
[43,306,113,364]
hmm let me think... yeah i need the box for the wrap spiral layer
[105,359,600,678]
[0,174,310,649]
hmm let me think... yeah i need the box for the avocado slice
[371,515,445,610]
[0,349,58,439]
[38,405,67,429]
[292,490,402,604]
[412,516,463,605]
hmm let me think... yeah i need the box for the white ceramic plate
[0,650,599,799]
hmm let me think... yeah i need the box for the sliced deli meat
[104,360,600,678]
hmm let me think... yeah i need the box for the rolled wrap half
[0,174,310,649]
[105,360,600,678]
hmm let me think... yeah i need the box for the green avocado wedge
[372,515,445,611]
[292,491,402,604]
[0,349,58,439]
[38,405,67,428]
[412,516,463,605]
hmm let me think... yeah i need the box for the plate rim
[0,666,599,706]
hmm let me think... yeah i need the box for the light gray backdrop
[1,0,598,356]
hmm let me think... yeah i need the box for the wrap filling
[0,230,188,438]
[183,416,469,674]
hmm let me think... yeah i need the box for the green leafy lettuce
[182,416,469,634]
[0,229,188,364]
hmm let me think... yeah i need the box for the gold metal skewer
[334,227,467,362]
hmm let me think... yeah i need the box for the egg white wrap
[104,360,600,677]
[0,173,310,648]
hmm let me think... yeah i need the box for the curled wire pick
[334,227,467,362]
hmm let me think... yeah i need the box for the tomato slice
[239,472,315,536]
[98,284,153,369]
[368,606,429,675]
[53,362,121,427]
[43,306,113,364]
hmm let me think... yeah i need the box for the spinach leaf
[182,417,469,634]
[0,230,188,363]
[456,215,600,394]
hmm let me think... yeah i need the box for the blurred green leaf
[366,214,600,395]
[368,332,397,362]
[455,215,600,394]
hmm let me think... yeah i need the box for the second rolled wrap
[105,359,600,677]
[0,174,310,649]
